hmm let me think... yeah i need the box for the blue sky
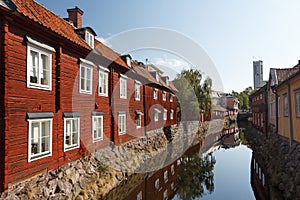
[36,0,300,92]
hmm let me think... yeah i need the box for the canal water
[104,123,277,200]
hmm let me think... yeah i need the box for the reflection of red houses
[0,0,177,192]
[212,93,239,120]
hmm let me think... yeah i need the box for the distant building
[253,60,266,89]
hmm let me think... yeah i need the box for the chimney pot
[67,6,84,28]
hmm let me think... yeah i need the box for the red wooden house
[0,0,178,193]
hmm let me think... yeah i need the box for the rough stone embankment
[0,121,204,200]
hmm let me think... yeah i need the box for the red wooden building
[0,0,178,192]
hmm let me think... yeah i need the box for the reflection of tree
[177,152,216,200]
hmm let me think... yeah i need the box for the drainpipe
[287,83,294,146]
[110,66,115,144]
[143,84,147,137]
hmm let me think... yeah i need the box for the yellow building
[273,66,300,144]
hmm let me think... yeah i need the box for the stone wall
[0,121,202,200]
[245,125,300,199]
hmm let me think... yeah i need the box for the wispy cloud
[153,57,188,69]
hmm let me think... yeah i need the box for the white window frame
[135,81,141,101]
[85,30,94,48]
[137,191,142,200]
[28,118,53,162]
[164,170,168,183]
[154,88,158,100]
[283,94,288,117]
[154,109,160,122]
[171,164,175,175]
[27,42,54,91]
[92,115,103,142]
[155,178,160,191]
[126,56,131,67]
[295,90,300,117]
[163,189,168,200]
[64,117,80,151]
[170,109,174,120]
[163,109,167,121]
[118,113,126,135]
[162,91,166,101]
[98,67,109,96]
[120,76,127,99]
[136,114,141,129]
[79,59,93,94]
[170,94,173,102]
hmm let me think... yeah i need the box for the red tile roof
[11,0,90,49]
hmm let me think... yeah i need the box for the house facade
[250,84,268,134]
[0,0,178,192]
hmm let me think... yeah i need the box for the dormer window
[85,31,94,48]
[126,56,131,67]
[156,72,159,82]
[166,78,169,86]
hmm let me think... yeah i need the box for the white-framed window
[171,182,174,191]
[295,90,300,117]
[278,96,280,117]
[262,173,265,186]
[136,114,141,128]
[163,189,168,200]
[135,81,141,101]
[137,191,142,200]
[171,164,175,175]
[92,114,103,142]
[27,42,54,91]
[170,94,173,102]
[118,113,126,135]
[170,109,174,120]
[154,89,158,100]
[154,109,160,122]
[155,178,160,191]
[64,116,80,151]
[98,67,108,96]
[85,31,94,48]
[80,60,93,94]
[163,109,167,121]
[156,73,159,82]
[28,115,53,162]
[283,94,288,117]
[164,170,168,183]
[126,56,131,67]
[162,91,166,101]
[120,76,127,99]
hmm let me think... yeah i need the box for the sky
[35,0,300,93]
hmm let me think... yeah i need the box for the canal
[103,122,283,200]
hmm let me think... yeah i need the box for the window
[136,110,143,129]
[92,114,103,142]
[171,165,175,175]
[295,90,300,117]
[278,96,280,117]
[27,41,54,90]
[283,94,288,117]
[118,113,126,135]
[126,56,131,67]
[170,94,173,102]
[170,182,174,191]
[164,170,168,183]
[170,109,174,120]
[163,109,167,121]
[163,190,168,200]
[137,191,142,200]
[154,109,160,122]
[98,68,108,96]
[28,114,53,162]
[162,91,166,101]
[85,31,94,48]
[120,76,127,99]
[135,81,141,101]
[154,89,158,100]
[155,179,160,191]
[64,114,80,151]
[80,60,93,94]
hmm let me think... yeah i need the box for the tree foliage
[232,86,253,110]
[173,69,212,120]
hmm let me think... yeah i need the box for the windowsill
[64,144,79,152]
[120,96,127,99]
[28,83,51,91]
[135,98,140,101]
[136,126,141,129]
[80,90,92,95]
[93,138,103,143]
[98,93,108,97]
[28,151,52,162]
[119,132,126,135]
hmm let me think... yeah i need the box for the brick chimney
[67,6,83,28]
